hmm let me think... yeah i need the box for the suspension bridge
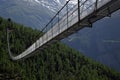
[7,0,120,60]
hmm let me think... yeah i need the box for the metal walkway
[7,0,120,60]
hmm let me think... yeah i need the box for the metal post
[107,7,111,17]
[51,22,53,38]
[42,34,43,44]
[95,0,98,11]
[46,26,48,41]
[58,13,60,33]
[66,2,68,28]
[78,0,80,22]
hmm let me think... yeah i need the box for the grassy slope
[0,17,120,80]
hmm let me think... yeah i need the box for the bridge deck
[7,0,120,60]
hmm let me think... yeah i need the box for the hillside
[0,17,120,80]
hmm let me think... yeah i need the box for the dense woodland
[0,17,120,80]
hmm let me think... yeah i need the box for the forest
[0,17,120,80]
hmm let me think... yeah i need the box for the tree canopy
[0,17,120,80]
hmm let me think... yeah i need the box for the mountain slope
[62,10,120,71]
[1,0,120,71]
[0,17,120,80]
[0,0,68,29]
[0,0,56,29]
[0,0,77,29]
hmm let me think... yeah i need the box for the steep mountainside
[62,10,120,71]
[0,17,120,80]
[0,0,76,29]
[1,0,120,71]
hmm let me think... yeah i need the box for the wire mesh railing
[7,0,115,60]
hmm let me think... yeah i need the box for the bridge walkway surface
[7,0,120,60]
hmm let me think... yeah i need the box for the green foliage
[0,16,120,80]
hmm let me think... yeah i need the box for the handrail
[7,0,119,60]
[41,0,71,33]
